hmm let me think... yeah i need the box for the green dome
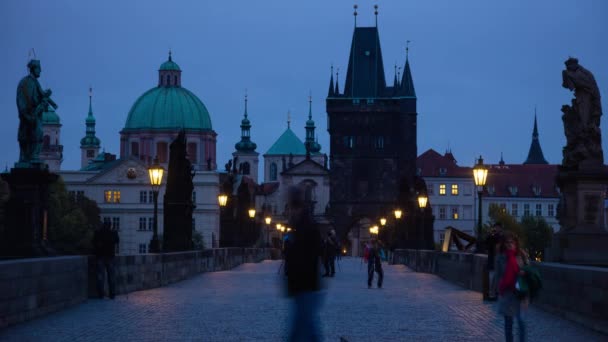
[42,106,60,125]
[80,135,100,147]
[160,60,180,71]
[123,87,212,131]
[266,127,306,155]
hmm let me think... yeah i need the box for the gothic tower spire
[523,109,548,164]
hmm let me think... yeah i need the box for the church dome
[42,106,60,125]
[123,55,212,132]
[123,87,212,131]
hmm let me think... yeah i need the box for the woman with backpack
[496,232,529,342]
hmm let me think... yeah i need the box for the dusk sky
[1,1,607,179]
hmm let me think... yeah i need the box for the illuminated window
[451,184,458,195]
[548,204,555,217]
[439,184,446,195]
[451,207,459,220]
[104,190,121,203]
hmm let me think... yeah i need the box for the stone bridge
[1,257,605,341]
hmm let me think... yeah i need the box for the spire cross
[406,40,411,58]
[244,90,248,118]
[169,49,172,61]
[287,110,291,128]
[353,4,358,27]
[308,92,313,119]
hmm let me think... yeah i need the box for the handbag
[514,275,529,299]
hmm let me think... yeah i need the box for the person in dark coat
[322,229,338,277]
[284,186,323,342]
[485,222,504,300]
[93,222,119,299]
[367,239,384,289]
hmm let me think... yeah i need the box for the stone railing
[1,248,279,329]
[0,256,88,329]
[392,249,608,335]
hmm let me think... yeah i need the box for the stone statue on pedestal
[16,59,57,168]
[561,57,603,168]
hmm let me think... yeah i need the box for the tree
[521,215,553,261]
[48,178,100,254]
[485,203,525,245]
[192,230,205,250]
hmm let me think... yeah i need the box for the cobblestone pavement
[1,258,606,341]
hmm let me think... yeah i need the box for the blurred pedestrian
[284,186,323,342]
[485,222,504,301]
[497,232,529,342]
[367,239,384,289]
[93,221,119,299]
[322,229,338,277]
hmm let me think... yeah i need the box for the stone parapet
[392,249,608,335]
[0,256,88,329]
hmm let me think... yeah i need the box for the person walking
[93,221,119,299]
[497,232,529,342]
[284,186,323,342]
[367,239,384,289]
[322,230,338,277]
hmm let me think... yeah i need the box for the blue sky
[1,0,607,178]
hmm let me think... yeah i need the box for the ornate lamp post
[417,194,428,249]
[393,209,402,219]
[148,156,164,253]
[473,155,489,253]
[265,216,272,247]
[218,193,228,207]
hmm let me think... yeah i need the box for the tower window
[242,162,250,175]
[166,75,170,86]
[270,163,277,181]
[131,141,139,157]
[174,75,177,85]
[87,150,94,158]
[157,142,168,163]
[187,142,197,163]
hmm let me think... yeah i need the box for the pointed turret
[335,70,340,95]
[400,52,416,97]
[328,66,335,97]
[343,26,387,98]
[235,94,257,153]
[80,87,101,168]
[523,112,549,164]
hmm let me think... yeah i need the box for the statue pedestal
[546,167,608,265]
[0,168,58,257]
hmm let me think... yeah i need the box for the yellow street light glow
[394,209,402,219]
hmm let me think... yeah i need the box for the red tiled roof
[417,149,560,198]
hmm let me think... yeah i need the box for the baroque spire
[523,109,548,164]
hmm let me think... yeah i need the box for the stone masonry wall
[392,249,608,335]
[1,248,278,329]
[0,256,88,329]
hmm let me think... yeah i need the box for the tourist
[367,239,384,289]
[486,222,504,301]
[284,186,323,341]
[497,232,529,342]
[322,229,338,277]
[93,221,120,299]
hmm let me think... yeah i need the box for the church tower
[523,112,549,164]
[327,6,429,248]
[304,95,322,156]
[80,88,101,169]
[233,94,259,181]
[40,105,63,171]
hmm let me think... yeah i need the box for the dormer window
[509,186,518,196]
[487,185,495,196]
[439,167,447,176]
[532,185,541,197]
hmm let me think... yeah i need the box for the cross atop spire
[308,92,313,120]
[287,110,291,129]
[374,4,378,27]
[353,4,358,27]
[168,49,172,61]
[244,90,248,118]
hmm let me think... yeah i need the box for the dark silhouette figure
[284,186,323,342]
[93,222,119,299]
[322,229,338,277]
[367,240,384,289]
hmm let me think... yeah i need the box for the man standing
[93,222,119,299]
[322,230,338,277]
[485,222,504,301]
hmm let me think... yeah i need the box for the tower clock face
[127,167,137,179]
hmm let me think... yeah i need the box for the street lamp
[148,156,164,253]
[417,194,428,250]
[473,155,489,253]
[248,208,256,218]
[218,193,228,207]
[265,216,272,247]
[393,209,403,219]
[380,217,387,226]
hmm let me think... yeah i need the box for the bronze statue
[561,57,603,168]
[16,59,57,167]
